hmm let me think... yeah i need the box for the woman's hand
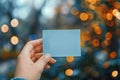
[14,39,56,80]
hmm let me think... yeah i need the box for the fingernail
[51,58,56,63]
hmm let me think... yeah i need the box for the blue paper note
[42,29,81,57]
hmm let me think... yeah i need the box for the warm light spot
[106,13,113,20]
[113,2,120,9]
[11,19,19,27]
[103,62,110,69]
[80,12,89,21]
[103,39,111,46]
[105,32,112,40]
[89,4,95,10]
[71,8,79,15]
[92,71,99,77]
[88,12,94,20]
[92,39,100,47]
[94,26,102,35]
[116,12,120,20]
[65,69,73,76]
[112,9,119,16]
[66,56,74,63]
[87,0,97,4]
[10,36,19,45]
[109,51,117,59]
[112,70,118,77]
[1,24,9,33]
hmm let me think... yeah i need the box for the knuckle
[27,41,32,45]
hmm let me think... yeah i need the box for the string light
[80,12,89,21]
[1,24,9,33]
[65,68,73,76]
[112,70,118,78]
[11,19,19,27]
[66,56,74,63]
[10,36,19,45]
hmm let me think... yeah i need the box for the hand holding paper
[42,29,81,57]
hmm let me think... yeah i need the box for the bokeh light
[109,51,117,59]
[80,12,89,21]
[65,68,73,76]
[112,70,118,78]
[106,13,113,21]
[10,36,19,45]
[92,39,100,47]
[10,19,19,27]
[112,9,119,16]
[1,24,9,33]
[105,32,112,40]
[66,56,74,63]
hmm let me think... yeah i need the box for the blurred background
[0,0,120,80]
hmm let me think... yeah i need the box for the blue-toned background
[0,0,120,80]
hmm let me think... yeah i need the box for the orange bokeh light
[106,13,113,20]
[10,36,19,45]
[112,70,118,77]
[109,51,117,59]
[11,19,19,27]
[103,62,110,69]
[105,32,112,40]
[92,39,100,47]
[65,69,73,76]
[1,24,9,33]
[66,56,74,63]
[94,26,102,35]
[112,9,119,16]
[80,12,89,21]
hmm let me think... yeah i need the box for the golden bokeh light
[1,24,9,33]
[65,68,73,76]
[66,56,74,63]
[109,51,117,59]
[106,13,113,20]
[88,12,94,20]
[80,12,89,21]
[116,12,120,20]
[11,19,19,27]
[112,70,118,78]
[92,39,100,47]
[105,32,112,40]
[10,36,19,45]
[112,9,119,16]
[94,26,102,35]
[89,4,95,10]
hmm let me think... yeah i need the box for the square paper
[42,29,81,57]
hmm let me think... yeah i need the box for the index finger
[21,39,43,55]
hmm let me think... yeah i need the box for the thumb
[35,54,51,71]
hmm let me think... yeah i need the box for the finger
[49,58,56,64]
[35,54,51,71]
[21,39,42,55]
[44,65,51,69]
[33,45,43,53]
[31,53,43,62]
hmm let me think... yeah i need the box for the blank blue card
[42,29,81,57]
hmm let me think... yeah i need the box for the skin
[14,39,56,80]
